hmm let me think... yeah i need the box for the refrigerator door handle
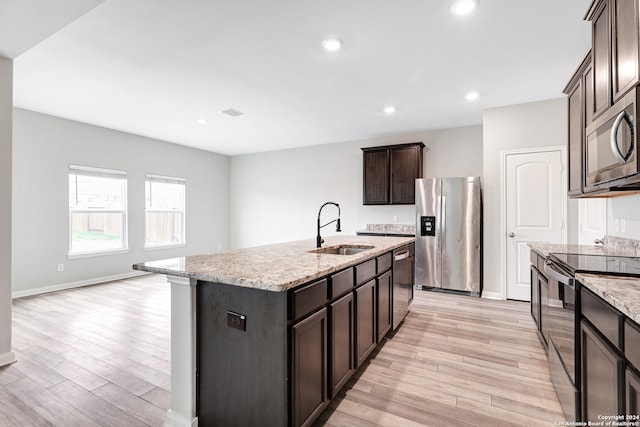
[440,195,446,251]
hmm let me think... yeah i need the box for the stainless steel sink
[308,245,375,255]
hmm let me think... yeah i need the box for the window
[145,174,185,247]
[69,165,127,255]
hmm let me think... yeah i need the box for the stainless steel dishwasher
[392,244,414,330]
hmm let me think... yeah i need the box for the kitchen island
[133,235,414,427]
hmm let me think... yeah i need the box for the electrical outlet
[56,263,64,272]
[227,311,246,331]
[393,215,398,223]
[615,218,620,232]
[621,219,627,233]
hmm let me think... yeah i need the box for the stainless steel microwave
[585,87,639,189]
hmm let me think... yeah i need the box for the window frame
[144,173,186,249]
[68,165,128,257]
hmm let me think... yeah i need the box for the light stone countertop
[133,235,414,292]
[528,243,636,258]
[577,273,640,325]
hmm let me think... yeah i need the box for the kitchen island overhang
[133,235,415,427]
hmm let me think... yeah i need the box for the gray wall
[0,57,14,364]
[12,108,230,295]
[482,98,568,299]
[229,125,482,249]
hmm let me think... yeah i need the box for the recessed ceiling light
[451,0,478,15]
[196,119,208,125]
[383,106,396,114]
[465,91,479,101]
[322,38,342,52]
[222,108,244,117]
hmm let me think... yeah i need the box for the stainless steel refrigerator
[415,177,482,296]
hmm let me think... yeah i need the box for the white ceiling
[8,0,591,156]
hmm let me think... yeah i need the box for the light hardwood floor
[0,274,562,426]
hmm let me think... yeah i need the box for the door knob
[508,232,515,238]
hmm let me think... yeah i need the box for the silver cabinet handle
[610,110,635,164]
[508,232,515,237]
[394,251,409,261]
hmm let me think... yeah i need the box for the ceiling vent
[222,108,244,117]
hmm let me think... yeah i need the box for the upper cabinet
[564,0,640,197]
[361,142,424,205]
[564,52,592,197]
[587,0,640,120]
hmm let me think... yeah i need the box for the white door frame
[499,145,568,300]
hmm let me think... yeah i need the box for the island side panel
[197,281,289,427]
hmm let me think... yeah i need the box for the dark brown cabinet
[564,53,592,196]
[329,293,354,398]
[362,142,424,205]
[376,270,392,342]
[587,0,640,119]
[355,279,377,367]
[292,308,329,427]
[627,368,640,416]
[580,319,624,421]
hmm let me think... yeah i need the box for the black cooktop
[549,253,640,277]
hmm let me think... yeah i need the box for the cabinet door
[292,308,328,427]
[540,273,549,347]
[530,266,540,329]
[390,145,422,204]
[363,149,389,205]
[627,368,640,417]
[377,270,392,342]
[330,293,354,398]
[355,279,377,367]
[581,320,624,421]
[567,76,584,195]
[612,0,639,101]
[592,0,611,118]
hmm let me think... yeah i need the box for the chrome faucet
[316,202,341,248]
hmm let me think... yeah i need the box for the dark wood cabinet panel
[329,293,354,398]
[592,0,611,119]
[581,286,623,350]
[627,368,640,417]
[581,320,624,421]
[390,145,423,204]
[291,279,328,321]
[362,143,424,205]
[612,0,639,101]
[292,308,328,427]
[376,270,392,342]
[530,266,540,330]
[362,149,389,205]
[355,279,377,367]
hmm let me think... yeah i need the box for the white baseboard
[0,351,16,367]
[165,409,198,427]
[12,271,150,299]
[481,291,504,300]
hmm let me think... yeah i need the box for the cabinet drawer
[581,287,622,350]
[355,259,376,285]
[377,252,392,273]
[292,279,328,321]
[330,268,354,298]
[530,250,538,266]
[626,320,640,369]
[536,254,546,273]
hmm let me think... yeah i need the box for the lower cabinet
[377,270,392,342]
[580,320,624,421]
[627,368,640,416]
[530,266,540,330]
[292,308,328,427]
[329,293,354,398]
[355,279,377,367]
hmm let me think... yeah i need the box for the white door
[579,198,607,245]
[505,149,565,301]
